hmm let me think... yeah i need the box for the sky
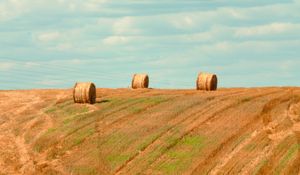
[0,0,300,90]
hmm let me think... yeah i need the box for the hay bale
[73,82,96,104]
[196,72,218,91]
[132,74,149,89]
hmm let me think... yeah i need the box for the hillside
[0,87,300,175]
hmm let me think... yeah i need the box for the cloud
[37,31,61,42]
[0,62,15,71]
[102,36,130,45]
[24,61,40,68]
[0,0,28,21]
[81,0,108,11]
[171,16,195,29]
[112,17,141,35]
[35,80,63,86]
[190,40,300,59]
[234,23,300,37]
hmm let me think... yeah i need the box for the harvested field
[0,87,300,175]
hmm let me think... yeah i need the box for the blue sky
[0,0,300,89]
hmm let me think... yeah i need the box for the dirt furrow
[209,129,263,175]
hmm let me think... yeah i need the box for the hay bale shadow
[96,99,110,104]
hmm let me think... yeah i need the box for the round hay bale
[73,82,96,104]
[196,72,218,91]
[132,74,149,89]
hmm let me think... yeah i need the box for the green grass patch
[100,131,142,170]
[159,160,181,174]
[106,154,131,170]
[275,136,292,153]
[72,127,95,146]
[182,135,206,147]
[44,106,57,114]
[69,165,98,175]
[33,133,60,153]
[244,143,257,152]
[146,146,169,165]
[137,132,163,151]
[127,96,169,113]
[158,135,207,174]
[144,96,169,104]
[44,128,57,135]
[44,100,72,114]
[129,106,144,113]
[46,127,96,159]
[252,159,268,175]
[274,144,299,175]
[45,100,89,117]
[102,132,128,147]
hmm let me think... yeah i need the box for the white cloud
[113,17,140,35]
[0,0,28,21]
[171,16,195,29]
[35,80,62,86]
[82,0,108,11]
[102,36,130,45]
[218,8,248,20]
[190,40,300,62]
[56,43,73,50]
[235,23,300,37]
[0,62,15,71]
[69,59,85,65]
[24,62,40,68]
[37,32,61,42]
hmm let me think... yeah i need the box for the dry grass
[0,87,300,174]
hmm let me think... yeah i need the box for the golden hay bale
[73,82,96,104]
[132,74,149,89]
[196,72,218,91]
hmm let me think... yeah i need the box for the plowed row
[0,87,299,175]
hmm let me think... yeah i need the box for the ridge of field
[0,87,300,175]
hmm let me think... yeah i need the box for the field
[0,87,300,175]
